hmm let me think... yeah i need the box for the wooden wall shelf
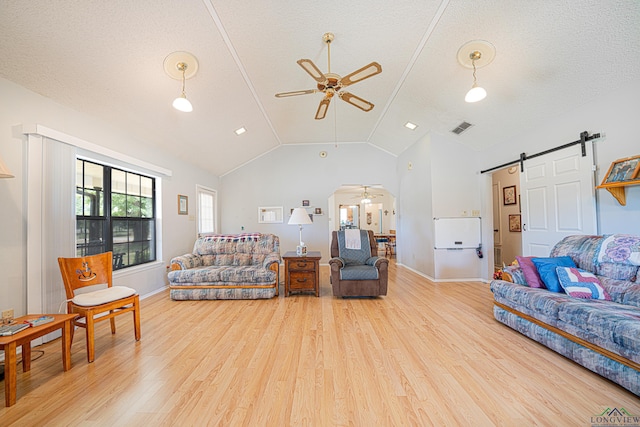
[597,179,640,206]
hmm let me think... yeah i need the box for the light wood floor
[2,261,639,426]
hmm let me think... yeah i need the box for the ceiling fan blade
[297,59,326,83]
[315,96,331,120]
[340,62,382,87]
[275,89,316,98]
[339,92,374,112]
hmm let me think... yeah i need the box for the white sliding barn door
[521,142,597,256]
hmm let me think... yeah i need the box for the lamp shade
[173,94,193,112]
[465,84,487,103]
[288,207,312,225]
[0,155,14,178]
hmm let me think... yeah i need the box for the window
[76,159,156,270]
[197,185,217,236]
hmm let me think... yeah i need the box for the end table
[283,251,321,297]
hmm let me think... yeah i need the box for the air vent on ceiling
[451,121,473,135]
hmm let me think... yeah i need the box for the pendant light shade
[465,83,487,103]
[172,93,193,112]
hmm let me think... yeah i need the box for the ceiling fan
[275,32,382,120]
[352,186,384,203]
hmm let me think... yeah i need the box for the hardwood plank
[1,260,639,425]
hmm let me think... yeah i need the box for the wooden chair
[385,229,396,258]
[57,251,141,362]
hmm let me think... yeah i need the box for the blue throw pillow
[531,256,576,292]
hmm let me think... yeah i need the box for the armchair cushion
[366,257,381,266]
[337,229,372,265]
[340,265,379,281]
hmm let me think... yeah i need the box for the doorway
[330,185,397,255]
[339,204,360,229]
[491,166,522,268]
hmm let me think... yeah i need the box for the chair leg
[86,313,95,363]
[133,296,141,341]
[110,311,116,335]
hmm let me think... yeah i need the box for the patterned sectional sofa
[168,233,281,300]
[491,234,640,395]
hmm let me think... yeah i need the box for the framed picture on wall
[600,155,640,185]
[509,214,521,232]
[178,195,188,215]
[503,185,517,205]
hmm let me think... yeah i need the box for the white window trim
[196,184,218,238]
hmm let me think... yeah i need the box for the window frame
[196,185,217,237]
[75,158,158,270]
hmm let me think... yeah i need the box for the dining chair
[57,251,141,362]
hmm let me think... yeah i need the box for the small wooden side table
[283,251,321,297]
[0,313,77,407]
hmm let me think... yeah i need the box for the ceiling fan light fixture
[275,32,382,120]
[361,197,372,204]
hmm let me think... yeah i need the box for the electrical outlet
[2,309,14,323]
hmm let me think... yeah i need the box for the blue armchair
[329,229,389,297]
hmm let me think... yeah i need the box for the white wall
[219,143,398,261]
[397,133,435,276]
[396,132,485,280]
[0,77,218,317]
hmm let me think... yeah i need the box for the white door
[521,142,597,256]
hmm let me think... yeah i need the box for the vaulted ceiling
[1,1,639,176]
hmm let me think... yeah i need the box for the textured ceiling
[1,0,639,176]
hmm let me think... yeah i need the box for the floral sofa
[168,233,281,300]
[490,234,640,395]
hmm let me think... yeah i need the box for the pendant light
[464,51,487,103]
[164,51,198,113]
[172,62,193,112]
[457,40,495,104]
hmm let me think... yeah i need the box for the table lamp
[288,207,313,255]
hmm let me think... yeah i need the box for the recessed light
[404,122,418,130]
[234,127,247,135]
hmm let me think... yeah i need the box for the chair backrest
[58,252,113,300]
[331,230,377,262]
